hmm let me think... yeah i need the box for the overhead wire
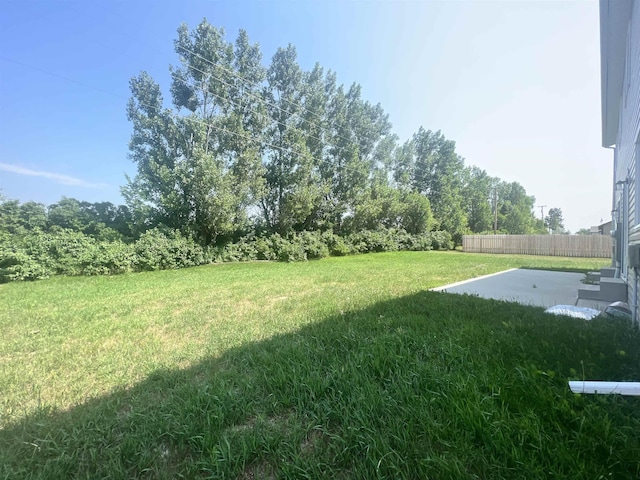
[177,60,328,148]
[4,3,382,180]
[173,43,356,146]
[0,56,321,168]
[74,1,357,146]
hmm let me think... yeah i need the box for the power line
[82,2,357,146]
[0,56,127,102]
[180,61,328,148]
[176,44,331,127]
[2,5,381,179]
[2,54,374,190]
[8,58,372,186]
[12,1,371,164]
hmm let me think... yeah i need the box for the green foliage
[348,229,401,253]
[125,21,266,245]
[133,228,205,271]
[0,20,554,280]
[321,231,353,256]
[0,200,47,236]
[409,128,468,236]
[0,246,50,282]
[0,254,630,479]
[497,181,539,234]
[545,207,565,234]
[427,230,454,250]
[344,184,433,235]
[464,166,496,233]
[21,229,98,276]
[269,233,308,262]
[81,242,134,276]
[0,225,457,282]
[295,230,330,259]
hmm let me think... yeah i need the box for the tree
[319,82,393,232]
[496,182,539,234]
[344,182,432,234]
[48,197,91,231]
[462,166,495,233]
[545,207,565,234]
[125,20,265,245]
[259,44,323,234]
[409,128,467,237]
[576,228,591,235]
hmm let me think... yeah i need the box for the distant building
[590,220,612,235]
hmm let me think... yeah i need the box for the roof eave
[600,0,633,148]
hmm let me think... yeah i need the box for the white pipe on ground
[569,381,640,396]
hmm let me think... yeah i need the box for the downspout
[633,267,638,326]
[607,145,617,270]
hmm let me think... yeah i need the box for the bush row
[0,228,452,282]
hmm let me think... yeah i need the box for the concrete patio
[432,268,611,311]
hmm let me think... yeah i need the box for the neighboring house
[600,0,639,320]
[588,220,612,235]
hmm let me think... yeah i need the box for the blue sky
[0,0,610,232]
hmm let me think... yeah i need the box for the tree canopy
[121,18,548,245]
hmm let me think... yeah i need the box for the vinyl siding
[616,1,640,185]
[616,1,640,319]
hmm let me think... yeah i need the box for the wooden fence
[462,235,612,258]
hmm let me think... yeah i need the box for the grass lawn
[2,251,639,479]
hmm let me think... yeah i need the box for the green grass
[3,251,638,479]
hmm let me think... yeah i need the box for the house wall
[615,2,640,189]
[615,1,640,321]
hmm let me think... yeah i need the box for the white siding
[616,1,640,185]
[616,1,640,322]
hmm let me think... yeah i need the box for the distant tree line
[0,19,558,281]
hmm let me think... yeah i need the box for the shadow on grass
[2,291,640,479]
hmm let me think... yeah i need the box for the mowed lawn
[2,251,639,479]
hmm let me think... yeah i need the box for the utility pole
[537,205,547,221]
[537,205,548,233]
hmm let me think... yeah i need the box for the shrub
[0,224,453,283]
[21,229,96,276]
[321,231,353,256]
[133,229,204,271]
[348,229,400,254]
[428,230,453,250]
[254,235,277,261]
[219,237,258,263]
[81,242,134,276]
[270,233,307,262]
[407,234,434,252]
[0,247,50,282]
[297,231,329,260]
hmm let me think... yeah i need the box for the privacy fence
[462,235,612,258]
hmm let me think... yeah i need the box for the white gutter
[569,381,640,396]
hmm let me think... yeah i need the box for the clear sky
[0,0,611,233]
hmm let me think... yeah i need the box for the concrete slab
[432,268,610,311]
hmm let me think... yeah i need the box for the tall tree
[496,181,539,234]
[320,83,393,232]
[545,207,565,234]
[463,166,495,233]
[125,20,265,244]
[410,128,467,237]
[260,44,322,233]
